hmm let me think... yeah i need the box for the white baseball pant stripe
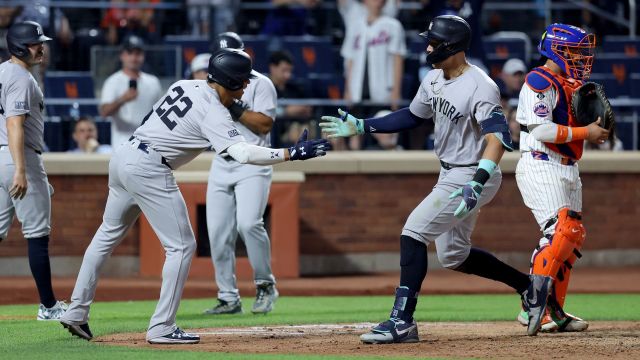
[61,142,196,340]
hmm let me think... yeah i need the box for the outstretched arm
[320,108,428,138]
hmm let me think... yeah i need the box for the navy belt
[0,144,41,154]
[128,136,172,169]
[440,160,479,170]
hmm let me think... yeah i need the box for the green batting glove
[319,108,365,138]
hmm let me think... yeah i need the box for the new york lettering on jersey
[430,96,464,124]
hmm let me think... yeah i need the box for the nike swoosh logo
[395,326,413,335]
[430,81,438,85]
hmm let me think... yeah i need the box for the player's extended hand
[319,109,364,138]
[449,181,484,218]
[586,117,610,144]
[288,129,332,161]
[9,170,27,200]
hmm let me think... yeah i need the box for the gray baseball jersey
[401,65,503,268]
[0,60,51,241]
[0,60,46,152]
[409,65,502,165]
[207,70,278,302]
[61,79,248,341]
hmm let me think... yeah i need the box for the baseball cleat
[203,299,242,315]
[147,328,200,344]
[518,310,589,332]
[38,300,68,321]
[60,320,93,340]
[360,318,419,344]
[521,274,553,336]
[252,283,279,314]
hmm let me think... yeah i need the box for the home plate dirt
[102,321,640,359]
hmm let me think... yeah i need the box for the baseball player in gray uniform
[321,15,554,343]
[0,21,67,321]
[203,32,280,316]
[59,48,331,344]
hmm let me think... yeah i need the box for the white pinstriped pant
[516,151,582,238]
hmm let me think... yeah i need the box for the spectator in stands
[341,0,406,149]
[268,50,313,119]
[0,7,18,51]
[99,35,163,147]
[434,0,487,70]
[189,53,211,80]
[498,58,527,99]
[101,0,160,46]
[261,0,322,36]
[500,92,520,150]
[187,0,238,36]
[67,117,113,154]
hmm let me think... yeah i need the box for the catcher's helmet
[419,15,470,65]
[211,32,245,53]
[208,48,256,91]
[538,23,595,81]
[6,21,52,60]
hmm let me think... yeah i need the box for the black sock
[454,247,530,294]
[27,236,56,308]
[396,235,428,322]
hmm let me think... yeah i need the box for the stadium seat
[43,72,99,117]
[282,36,337,77]
[591,55,640,83]
[601,36,640,57]
[588,73,631,98]
[308,73,344,99]
[629,73,640,97]
[614,121,634,150]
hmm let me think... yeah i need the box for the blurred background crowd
[0,0,637,153]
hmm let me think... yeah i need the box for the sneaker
[148,328,200,344]
[360,318,419,344]
[60,319,93,340]
[521,275,553,336]
[37,301,68,321]
[252,283,279,314]
[203,299,242,315]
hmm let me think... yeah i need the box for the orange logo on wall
[302,47,317,67]
[495,45,509,58]
[327,85,341,99]
[612,64,626,85]
[624,45,637,57]
[184,48,196,64]
[64,81,79,98]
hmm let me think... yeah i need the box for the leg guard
[531,208,585,307]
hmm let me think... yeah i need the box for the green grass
[1,294,639,359]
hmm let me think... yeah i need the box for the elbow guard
[224,142,250,164]
[480,110,514,152]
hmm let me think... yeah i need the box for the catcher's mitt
[571,82,615,130]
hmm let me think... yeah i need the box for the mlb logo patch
[14,101,28,110]
[533,101,549,117]
[228,129,240,138]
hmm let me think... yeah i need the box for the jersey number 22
[142,86,192,129]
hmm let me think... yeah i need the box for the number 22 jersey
[133,80,246,169]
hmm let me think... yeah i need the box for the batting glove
[319,108,365,138]
[449,181,484,218]
[228,99,249,121]
[289,129,332,161]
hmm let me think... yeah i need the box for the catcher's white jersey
[409,65,501,165]
[515,79,582,233]
[133,79,245,169]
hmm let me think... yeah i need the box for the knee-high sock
[455,247,530,294]
[396,235,427,322]
[27,236,56,308]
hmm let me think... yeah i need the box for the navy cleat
[60,320,93,341]
[360,318,419,344]
[147,328,200,344]
[521,274,553,336]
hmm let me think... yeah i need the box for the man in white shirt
[99,35,163,147]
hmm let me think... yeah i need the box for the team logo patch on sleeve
[14,101,29,110]
[533,101,549,117]
[228,129,240,138]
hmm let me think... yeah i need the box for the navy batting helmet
[420,15,471,65]
[6,21,52,60]
[211,32,245,53]
[208,48,256,91]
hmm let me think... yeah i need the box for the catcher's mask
[538,23,595,81]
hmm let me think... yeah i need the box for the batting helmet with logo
[211,32,245,53]
[538,23,595,81]
[6,21,52,60]
[208,48,256,91]
[419,15,471,65]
